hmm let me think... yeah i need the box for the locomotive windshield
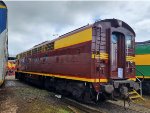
[126,35,132,49]
[111,34,118,71]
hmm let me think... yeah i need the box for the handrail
[129,62,145,82]
[129,62,144,96]
[136,76,142,96]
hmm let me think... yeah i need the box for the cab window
[126,35,132,49]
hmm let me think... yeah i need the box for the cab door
[110,32,125,79]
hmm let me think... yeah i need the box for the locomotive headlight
[118,20,122,27]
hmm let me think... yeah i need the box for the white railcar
[0,1,8,85]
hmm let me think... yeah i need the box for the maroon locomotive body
[16,19,139,102]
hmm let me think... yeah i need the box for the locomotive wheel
[82,85,95,104]
[44,78,51,90]
[72,89,83,102]
[82,90,92,104]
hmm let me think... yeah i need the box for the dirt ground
[0,76,150,113]
[0,76,78,113]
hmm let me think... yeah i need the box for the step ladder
[92,24,107,84]
[128,90,144,103]
[92,26,102,83]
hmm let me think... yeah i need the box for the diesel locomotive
[135,41,150,94]
[0,1,8,86]
[16,19,139,102]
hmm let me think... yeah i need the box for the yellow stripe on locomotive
[0,5,6,8]
[55,27,92,49]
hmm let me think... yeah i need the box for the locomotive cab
[92,19,139,98]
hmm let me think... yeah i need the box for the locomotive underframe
[140,79,150,94]
[15,71,139,102]
[16,72,99,102]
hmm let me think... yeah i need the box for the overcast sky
[5,1,150,55]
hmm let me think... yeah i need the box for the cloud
[5,1,150,55]
[135,19,150,31]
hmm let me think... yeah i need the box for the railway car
[16,19,140,102]
[135,41,150,94]
[0,1,8,86]
[7,56,16,76]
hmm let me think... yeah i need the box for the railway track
[107,100,150,113]
[60,95,149,113]
[62,97,104,113]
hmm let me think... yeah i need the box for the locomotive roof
[100,19,135,36]
[136,40,150,45]
[33,24,92,49]
[0,1,7,7]
[18,19,135,55]
[20,24,93,53]
[136,41,150,55]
